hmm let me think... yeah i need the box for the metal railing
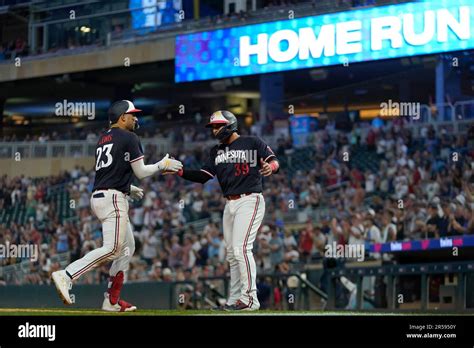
[0,138,172,159]
[327,261,474,311]
[170,271,327,311]
[0,251,70,285]
[1,100,473,160]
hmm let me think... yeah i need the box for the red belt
[225,192,256,200]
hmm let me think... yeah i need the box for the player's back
[92,128,143,194]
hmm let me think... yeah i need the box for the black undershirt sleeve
[181,169,213,184]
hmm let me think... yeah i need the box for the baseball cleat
[211,303,236,311]
[52,270,73,305]
[233,300,259,311]
[102,292,137,312]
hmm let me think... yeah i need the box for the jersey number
[234,163,249,176]
[95,144,113,170]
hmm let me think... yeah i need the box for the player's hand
[158,154,183,173]
[130,185,144,200]
[259,158,273,177]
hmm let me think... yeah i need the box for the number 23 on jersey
[95,144,113,170]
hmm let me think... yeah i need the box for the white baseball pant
[66,189,135,280]
[223,193,265,309]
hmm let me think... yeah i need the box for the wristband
[269,161,279,172]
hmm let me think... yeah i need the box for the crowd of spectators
[0,38,27,61]
[0,122,473,293]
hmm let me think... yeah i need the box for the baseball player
[174,110,279,310]
[52,100,182,312]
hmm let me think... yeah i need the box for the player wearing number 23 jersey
[51,100,182,312]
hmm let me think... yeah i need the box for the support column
[259,73,284,135]
[435,56,445,121]
[42,24,49,53]
[0,97,5,137]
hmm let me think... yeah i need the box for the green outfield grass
[0,308,468,316]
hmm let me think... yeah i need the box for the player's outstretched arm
[174,168,213,184]
[131,154,182,179]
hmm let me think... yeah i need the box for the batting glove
[130,185,144,200]
[157,154,183,173]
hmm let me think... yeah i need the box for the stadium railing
[0,251,70,285]
[0,138,172,159]
[327,260,474,311]
[1,100,473,159]
[169,271,328,311]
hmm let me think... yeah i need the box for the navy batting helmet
[205,110,238,141]
[108,100,141,126]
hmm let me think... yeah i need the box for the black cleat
[211,303,236,311]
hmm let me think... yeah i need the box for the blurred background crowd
[1,121,472,293]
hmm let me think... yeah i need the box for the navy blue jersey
[92,127,144,194]
[200,136,277,196]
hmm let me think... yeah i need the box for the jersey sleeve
[128,133,144,163]
[256,137,277,163]
[200,147,217,178]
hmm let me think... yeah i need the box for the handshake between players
[52,102,275,312]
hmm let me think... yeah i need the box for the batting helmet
[108,100,142,125]
[205,110,238,141]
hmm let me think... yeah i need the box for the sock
[108,271,124,305]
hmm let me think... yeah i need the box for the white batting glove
[157,154,183,173]
[130,185,144,200]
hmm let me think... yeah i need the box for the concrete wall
[0,157,94,177]
[0,282,174,309]
[0,38,174,82]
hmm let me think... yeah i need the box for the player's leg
[65,192,127,279]
[232,193,265,310]
[52,192,127,304]
[223,201,240,307]
[102,219,137,312]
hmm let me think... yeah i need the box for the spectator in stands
[425,203,442,239]
[282,229,297,249]
[0,44,6,60]
[55,226,69,254]
[349,213,365,245]
[256,235,272,272]
[298,221,314,262]
[168,235,183,269]
[381,211,397,243]
[448,203,469,235]
[13,38,27,58]
[269,228,284,267]
[142,230,159,266]
[195,238,208,266]
[364,213,382,244]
